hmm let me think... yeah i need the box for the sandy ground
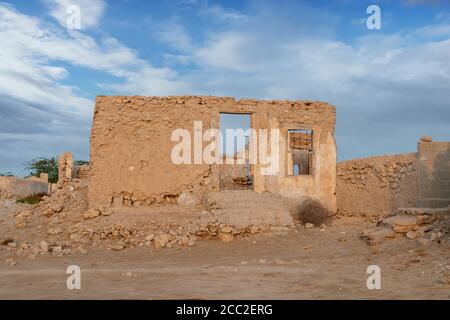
[1,218,449,300]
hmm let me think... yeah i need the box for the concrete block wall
[417,140,450,208]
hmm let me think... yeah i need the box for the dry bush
[290,198,333,226]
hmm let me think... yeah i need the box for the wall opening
[287,129,313,176]
[219,113,253,190]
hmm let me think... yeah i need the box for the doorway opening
[219,113,253,190]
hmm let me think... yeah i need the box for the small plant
[16,194,45,205]
[0,172,14,177]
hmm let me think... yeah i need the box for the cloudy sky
[0,0,449,175]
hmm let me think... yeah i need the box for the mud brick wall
[89,96,337,211]
[58,152,73,186]
[417,141,450,208]
[0,176,49,199]
[74,165,90,179]
[337,153,418,217]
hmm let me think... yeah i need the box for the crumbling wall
[0,176,48,199]
[417,138,450,208]
[58,152,73,186]
[337,153,418,217]
[74,164,90,179]
[89,96,336,210]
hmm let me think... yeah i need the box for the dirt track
[1,219,449,300]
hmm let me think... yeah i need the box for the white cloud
[1,0,450,174]
[185,19,450,98]
[200,4,248,22]
[156,17,193,52]
[195,32,255,71]
[0,3,188,105]
[171,13,450,159]
[0,3,187,174]
[44,0,106,30]
[104,66,191,96]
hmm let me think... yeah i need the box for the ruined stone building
[337,137,450,217]
[88,96,337,212]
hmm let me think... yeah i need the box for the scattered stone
[50,203,64,213]
[15,221,27,229]
[101,209,113,216]
[48,227,62,235]
[109,244,125,251]
[383,215,418,234]
[154,234,170,249]
[16,210,32,220]
[430,232,438,242]
[51,245,63,255]
[7,241,18,248]
[83,208,101,220]
[406,231,418,240]
[220,226,234,234]
[249,226,259,234]
[305,223,314,229]
[177,192,200,207]
[5,258,16,266]
[41,207,54,217]
[145,234,154,241]
[218,232,234,242]
[39,241,49,254]
[180,235,190,246]
[361,227,396,245]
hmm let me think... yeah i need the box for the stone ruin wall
[57,152,74,186]
[74,164,90,180]
[89,96,336,210]
[337,153,418,217]
[0,176,49,199]
[57,152,90,184]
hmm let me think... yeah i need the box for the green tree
[74,160,89,166]
[25,157,58,183]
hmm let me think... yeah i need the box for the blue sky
[0,0,449,175]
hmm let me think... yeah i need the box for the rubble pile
[0,187,13,200]
[361,207,450,245]
[1,180,295,259]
